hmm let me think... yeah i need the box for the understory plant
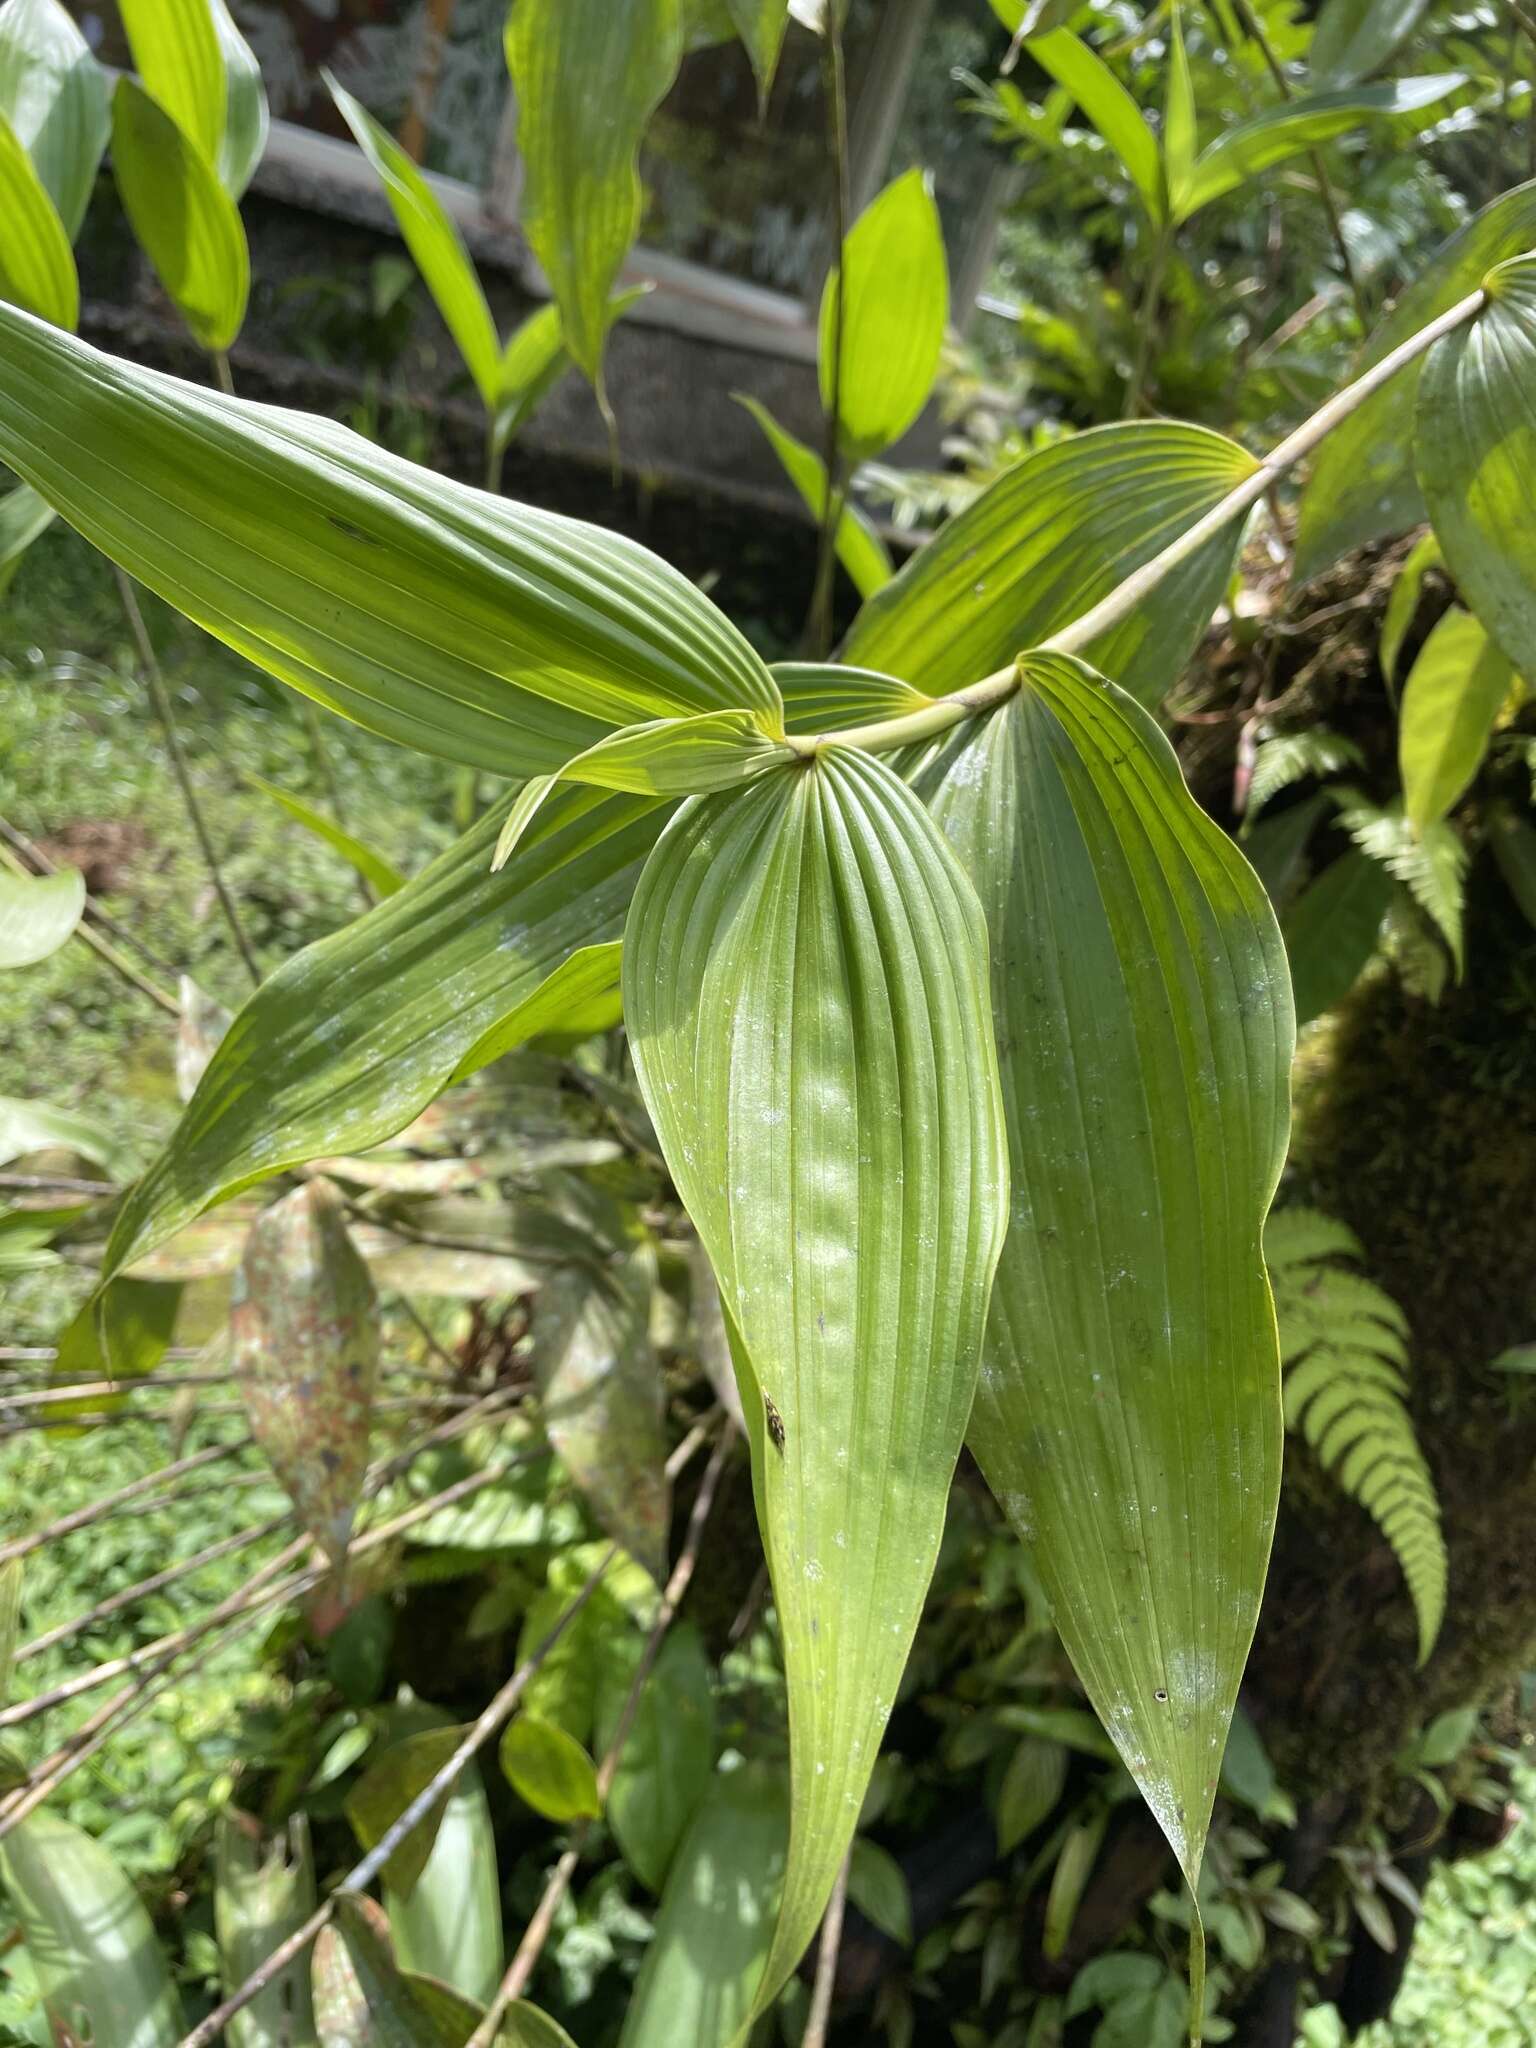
[1,1,1535,2045]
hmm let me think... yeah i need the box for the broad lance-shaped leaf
[624,747,1009,2013]
[111,73,250,353]
[911,653,1292,1916]
[726,0,791,106]
[0,0,111,241]
[820,168,948,462]
[100,792,664,1292]
[379,1698,504,2006]
[1397,605,1512,831]
[532,1252,671,1582]
[247,772,406,899]
[0,859,82,967]
[1416,253,1536,687]
[735,394,893,600]
[0,303,781,772]
[841,421,1257,708]
[1296,180,1536,579]
[231,1180,380,1566]
[117,0,223,168]
[505,0,683,412]
[1027,27,1164,222]
[214,1813,319,2048]
[1281,849,1393,1026]
[617,1762,790,2048]
[0,109,75,329]
[0,1808,186,2046]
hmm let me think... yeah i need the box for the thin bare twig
[115,569,261,986]
[804,1851,853,2048]
[465,1420,737,2042]
[173,1539,617,2048]
[0,1440,249,1566]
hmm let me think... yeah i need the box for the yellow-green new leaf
[101,794,664,1288]
[1379,529,1442,682]
[841,421,1257,707]
[505,0,684,409]
[1296,181,1536,578]
[735,394,893,598]
[111,75,249,351]
[624,747,1008,2014]
[0,304,780,770]
[913,652,1292,1909]
[0,0,110,240]
[1416,253,1536,687]
[214,1813,319,2048]
[247,773,406,898]
[617,1763,789,2048]
[1028,27,1164,222]
[774,661,933,736]
[117,0,223,166]
[0,860,83,967]
[328,75,501,416]
[0,1809,186,2046]
[819,168,947,462]
[1397,605,1512,830]
[500,1713,602,1823]
[0,111,75,327]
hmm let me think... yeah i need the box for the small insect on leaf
[764,1394,786,1452]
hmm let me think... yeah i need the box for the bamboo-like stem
[115,570,261,986]
[0,841,179,1017]
[803,1851,853,2048]
[173,1539,618,2048]
[805,13,851,659]
[213,352,236,397]
[1232,0,1370,330]
[465,1420,735,2044]
[485,422,508,497]
[0,1440,249,1567]
[788,282,1486,759]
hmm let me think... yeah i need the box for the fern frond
[1265,1206,1447,1663]
[1246,728,1365,825]
[1335,789,1468,976]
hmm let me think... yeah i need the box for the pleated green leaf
[101,793,663,1288]
[247,774,406,898]
[1416,252,1536,685]
[1397,605,1512,831]
[214,1813,319,2048]
[380,1698,504,2007]
[504,0,684,409]
[617,1763,789,2048]
[533,1253,671,1581]
[734,395,893,599]
[774,660,933,736]
[233,1180,380,1567]
[819,168,947,462]
[0,110,75,328]
[841,422,1257,708]
[559,710,794,797]
[0,0,110,241]
[1281,849,1394,1025]
[1177,76,1461,222]
[624,747,1008,2013]
[1309,0,1433,86]
[328,75,501,416]
[0,305,779,770]
[110,75,249,352]
[117,0,223,167]
[0,1809,186,2047]
[0,475,55,593]
[208,0,267,198]
[1296,180,1536,579]
[912,651,1292,1906]
[1028,27,1164,221]
[0,860,82,967]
